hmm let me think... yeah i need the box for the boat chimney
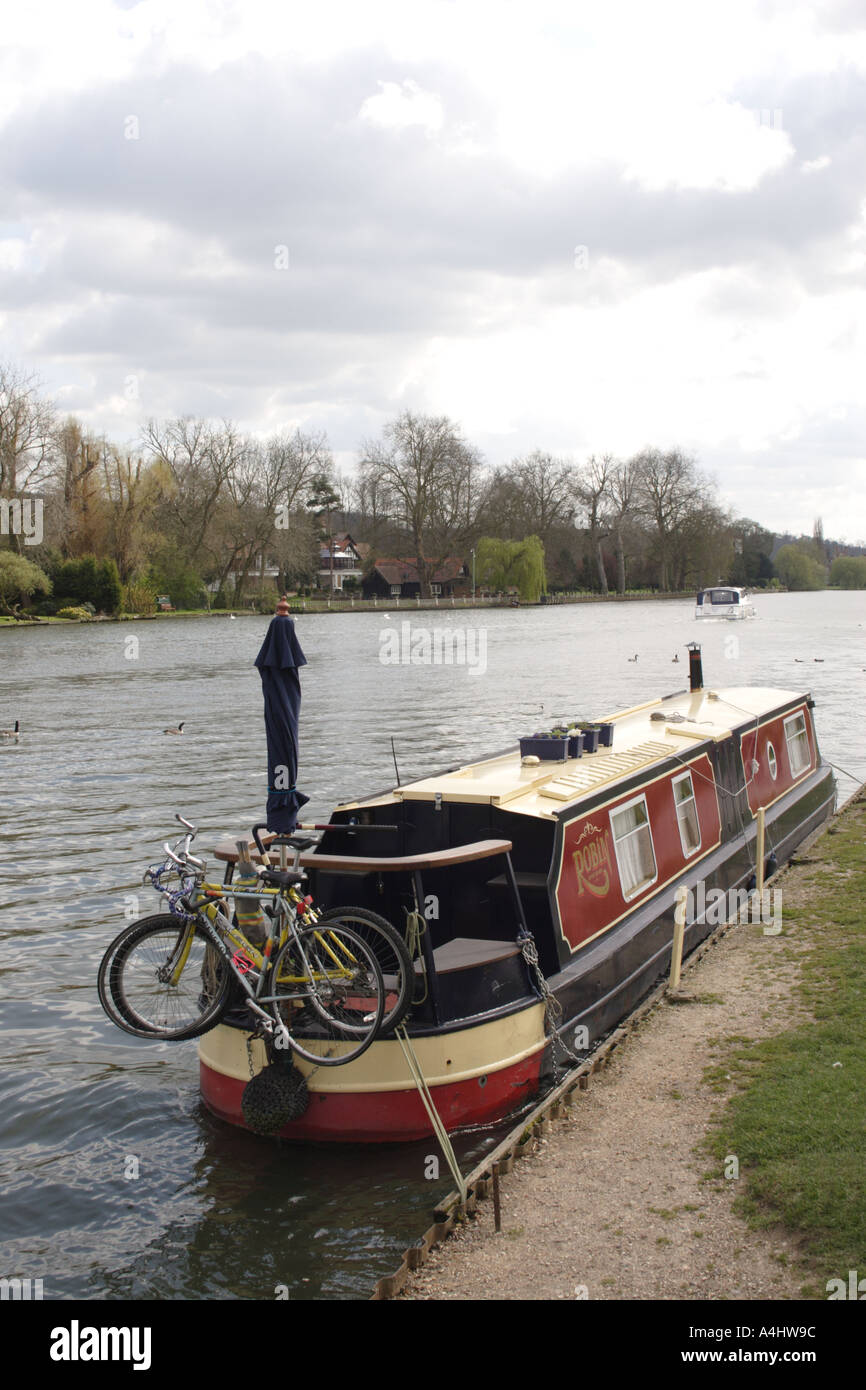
[686,642,703,692]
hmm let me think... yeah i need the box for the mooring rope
[394,1026,467,1205]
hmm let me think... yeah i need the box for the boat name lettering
[571,824,613,897]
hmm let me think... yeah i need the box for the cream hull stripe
[199,1003,547,1093]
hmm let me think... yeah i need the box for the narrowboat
[695,585,756,620]
[199,647,834,1142]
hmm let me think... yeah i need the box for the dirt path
[400,872,819,1301]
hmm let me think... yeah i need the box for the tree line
[1,361,864,614]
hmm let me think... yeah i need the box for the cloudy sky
[2,0,865,540]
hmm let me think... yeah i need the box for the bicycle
[98,817,387,1066]
[247,822,416,1033]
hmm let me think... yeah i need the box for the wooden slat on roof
[537,740,678,802]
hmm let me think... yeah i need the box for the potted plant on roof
[574,721,601,753]
[552,724,584,758]
[519,730,568,761]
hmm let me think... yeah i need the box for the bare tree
[51,417,112,558]
[101,449,167,581]
[142,417,246,570]
[481,450,577,547]
[0,362,55,507]
[576,453,614,594]
[607,457,640,595]
[360,412,483,595]
[633,448,707,591]
[222,431,334,603]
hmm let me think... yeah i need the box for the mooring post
[670,884,688,991]
[756,806,766,899]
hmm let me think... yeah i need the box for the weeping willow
[476,536,546,601]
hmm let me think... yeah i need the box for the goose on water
[628,654,638,663]
[163,721,185,735]
[1,719,20,739]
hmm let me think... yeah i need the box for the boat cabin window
[672,771,701,857]
[767,742,777,780]
[610,794,658,900]
[784,711,810,776]
[710,589,738,604]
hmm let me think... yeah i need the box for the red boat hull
[199,1003,547,1142]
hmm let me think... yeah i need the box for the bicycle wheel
[268,924,385,1066]
[315,906,415,1031]
[99,915,233,1040]
[97,917,159,1033]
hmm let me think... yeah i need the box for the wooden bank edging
[371,777,863,1301]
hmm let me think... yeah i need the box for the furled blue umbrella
[254,601,310,833]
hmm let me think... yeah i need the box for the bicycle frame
[173,883,367,1046]
[139,815,383,1052]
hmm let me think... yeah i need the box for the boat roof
[338,685,807,821]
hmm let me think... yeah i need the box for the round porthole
[767,743,777,780]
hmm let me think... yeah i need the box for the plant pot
[519,736,568,762]
[566,732,584,758]
[596,722,614,748]
[580,727,600,753]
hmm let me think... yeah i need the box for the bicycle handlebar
[251,823,268,858]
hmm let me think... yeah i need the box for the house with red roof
[361,556,469,600]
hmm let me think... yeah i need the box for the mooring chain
[519,934,582,1070]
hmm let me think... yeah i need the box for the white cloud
[2,0,866,537]
[358,80,444,135]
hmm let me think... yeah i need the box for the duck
[1,719,20,739]
[163,721,185,735]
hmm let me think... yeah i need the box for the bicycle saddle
[270,835,318,852]
[259,867,306,888]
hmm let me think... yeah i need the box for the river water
[1,592,864,1299]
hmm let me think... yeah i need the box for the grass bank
[705,788,866,1296]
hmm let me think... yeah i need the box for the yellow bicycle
[97,819,386,1066]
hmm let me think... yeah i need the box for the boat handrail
[297,837,514,874]
[212,834,514,871]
